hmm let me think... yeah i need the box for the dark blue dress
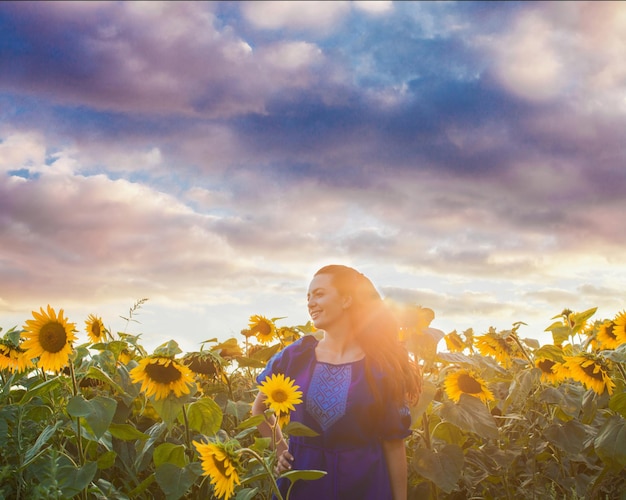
[256,335,411,500]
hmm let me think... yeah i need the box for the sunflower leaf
[67,395,117,439]
[154,443,187,468]
[186,397,223,436]
[280,469,327,484]
[283,421,319,437]
[411,444,464,493]
[440,394,499,440]
[153,340,182,357]
[594,415,626,471]
[609,392,626,419]
[155,462,201,500]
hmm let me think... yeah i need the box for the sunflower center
[538,359,556,373]
[91,322,101,338]
[145,361,182,384]
[39,322,68,353]
[457,373,483,394]
[271,389,289,403]
[213,456,231,478]
[581,362,604,382]
[605,323,616,339]
[255,322,271,336]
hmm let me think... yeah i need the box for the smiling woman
[251,264,422,500]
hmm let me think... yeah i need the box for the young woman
[252,265,422,500]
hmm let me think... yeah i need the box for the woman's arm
[252,392,292,473]
[382,439,408,500]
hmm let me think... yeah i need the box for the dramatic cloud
[1,1,625,350]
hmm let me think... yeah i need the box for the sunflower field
[1,301,625,499]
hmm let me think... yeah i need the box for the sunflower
[535,358,563,384]
[21,305,77,372]
[562,354,615,395]
[0,342,34,373]
[444,330,466,353]
[85,314,107,343]
[444,369,494,403]
[475,329,519,368]
[183,351,225,381]
[612,310,626,346]
[193,440,241,500]
[129,356,194,400]
[595,320,621,349]
[118,349,132,365]
[278,326,301,346]
[257,373,303,415]
[248,315,276,344]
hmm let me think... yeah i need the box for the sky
[1,1,625,353]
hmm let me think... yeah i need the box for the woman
[252,265,422,499]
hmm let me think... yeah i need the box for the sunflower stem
[68,362,85,468]
[182,403,193,460]
[511,332,533,365]
[238,447,284,500]
[615,360,626,384]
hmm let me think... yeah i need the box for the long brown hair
[314,265,422,406]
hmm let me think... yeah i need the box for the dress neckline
[310,337,366,366]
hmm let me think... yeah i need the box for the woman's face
[307,273,350,331]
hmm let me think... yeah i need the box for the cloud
[0,2,330,118]
[240,1,350,32]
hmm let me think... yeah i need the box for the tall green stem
[68,363,84,467]
[238,447,283,500]
[182,404,193,459]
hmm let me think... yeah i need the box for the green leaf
[67,395,117,439]
[154,443,187,468]
[83,365,126,394]
[20,377,63,404]
[546,323,571,345]
[153,340,182,357]
[109,422,149,441]
[237,413,267,430]
[609,392,626,419]
[411,380,437,426]
[280,469,327,484]
[186,397,223,436]
[538,386,565,405]
[570,307,597,334]
[544,420,588,455]
[152,395,186,428]
[555,383,584,420]
[412,444,464,493]
[522,337,540,350]
[155,462,202,500]
[235,488,260,500]
[594,415,626,471]
[97,450,117,469]
[440,394,499,440]
[436,352,478,366]
[283,421,319,437]
[249,344,281,362]
[57,459,98,497]
[599,344,626,364]
[24,421,63,465]
[236,356,267,368]
[534,345,566,362]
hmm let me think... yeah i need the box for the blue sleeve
[381,402,412,440]
[255,335,315,385]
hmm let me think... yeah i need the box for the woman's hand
[274,448,294,475]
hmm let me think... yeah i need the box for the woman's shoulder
[282,334,318,356]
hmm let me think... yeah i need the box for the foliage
[1,303,625,499]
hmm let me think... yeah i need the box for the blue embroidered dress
[256,335,411,500]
